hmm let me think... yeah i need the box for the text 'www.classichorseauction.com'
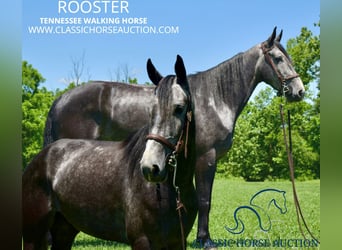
[26,0,180,35]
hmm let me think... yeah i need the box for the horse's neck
[190,45,261,119]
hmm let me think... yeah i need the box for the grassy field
[71,179,320,249]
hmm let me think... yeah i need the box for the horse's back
[43,81,155,146]
[46,138,125,178]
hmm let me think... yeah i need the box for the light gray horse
[43,28,304,248]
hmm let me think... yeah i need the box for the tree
[22,61,55,168]
[108,63,137,83]
[218,89,320,181]
[22,61,45,101]
[287,22,320,178]
[68,50,91,85]
[287,23,320,86]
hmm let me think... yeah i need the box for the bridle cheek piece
[261,44,299,97]
[145,103,192,166]
[144,106,192,162]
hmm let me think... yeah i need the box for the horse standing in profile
[43,28,305,248]
[22,55,197,249]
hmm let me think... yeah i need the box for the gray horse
[23,55,198,249]
[43,28,304,248]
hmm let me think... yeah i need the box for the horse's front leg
[195,149,218,249]
[131,236,151,250]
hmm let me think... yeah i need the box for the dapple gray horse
[23,55,197,249]
[43,28,304,248]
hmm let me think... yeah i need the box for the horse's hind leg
[22,231,49,250]
[50,212,79,250]
[23,237,48,250]
[22,188,53,250]
[22,215,51,250]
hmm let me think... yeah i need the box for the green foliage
[22,61,55,168]
[22,61,45,101]
[217,88,320,181]
[128,77,138,84]
[287,24,320,85]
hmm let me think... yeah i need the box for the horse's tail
[22,147,54,247]
[43,112,52,147]
[43,97,60,147]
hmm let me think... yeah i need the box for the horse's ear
[276,29,283,43]
[175,55,188,88]
[266,26,277,48]
[147,58,163,86]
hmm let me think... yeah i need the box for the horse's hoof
[203,239,218,250]
[191,238,218,249]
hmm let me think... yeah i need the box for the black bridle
[261,43,299,97]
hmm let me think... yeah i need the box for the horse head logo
[225,188,287,234]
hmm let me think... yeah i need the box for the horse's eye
[274,57,283,63]
[174,105,185,115]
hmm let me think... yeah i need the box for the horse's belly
[61,206,129,242]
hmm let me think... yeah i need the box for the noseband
[145,96,192,160]
[261,44,299,96]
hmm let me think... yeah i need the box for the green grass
[71,179,320,249]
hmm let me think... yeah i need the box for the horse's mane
[121,125,149,178]
[188,51,251,107]
[190,52,246,84]
[189,40,291,87]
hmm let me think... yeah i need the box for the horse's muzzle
[141,164,168,183]
[285,88,305,102]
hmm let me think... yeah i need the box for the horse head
[250,188,288,215]
[140,55,192,183]
[271,190,288,214]
[258,27,305,102]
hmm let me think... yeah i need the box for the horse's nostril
[299,89,305,98]
[152,165,160,176]
[142,166,150,177]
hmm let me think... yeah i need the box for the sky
[22,0,320,92]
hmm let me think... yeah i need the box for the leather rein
[280,105,320,244]
[261,43,299,97]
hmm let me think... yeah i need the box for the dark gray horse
[43,28,305,248]
[23,55,197,249]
